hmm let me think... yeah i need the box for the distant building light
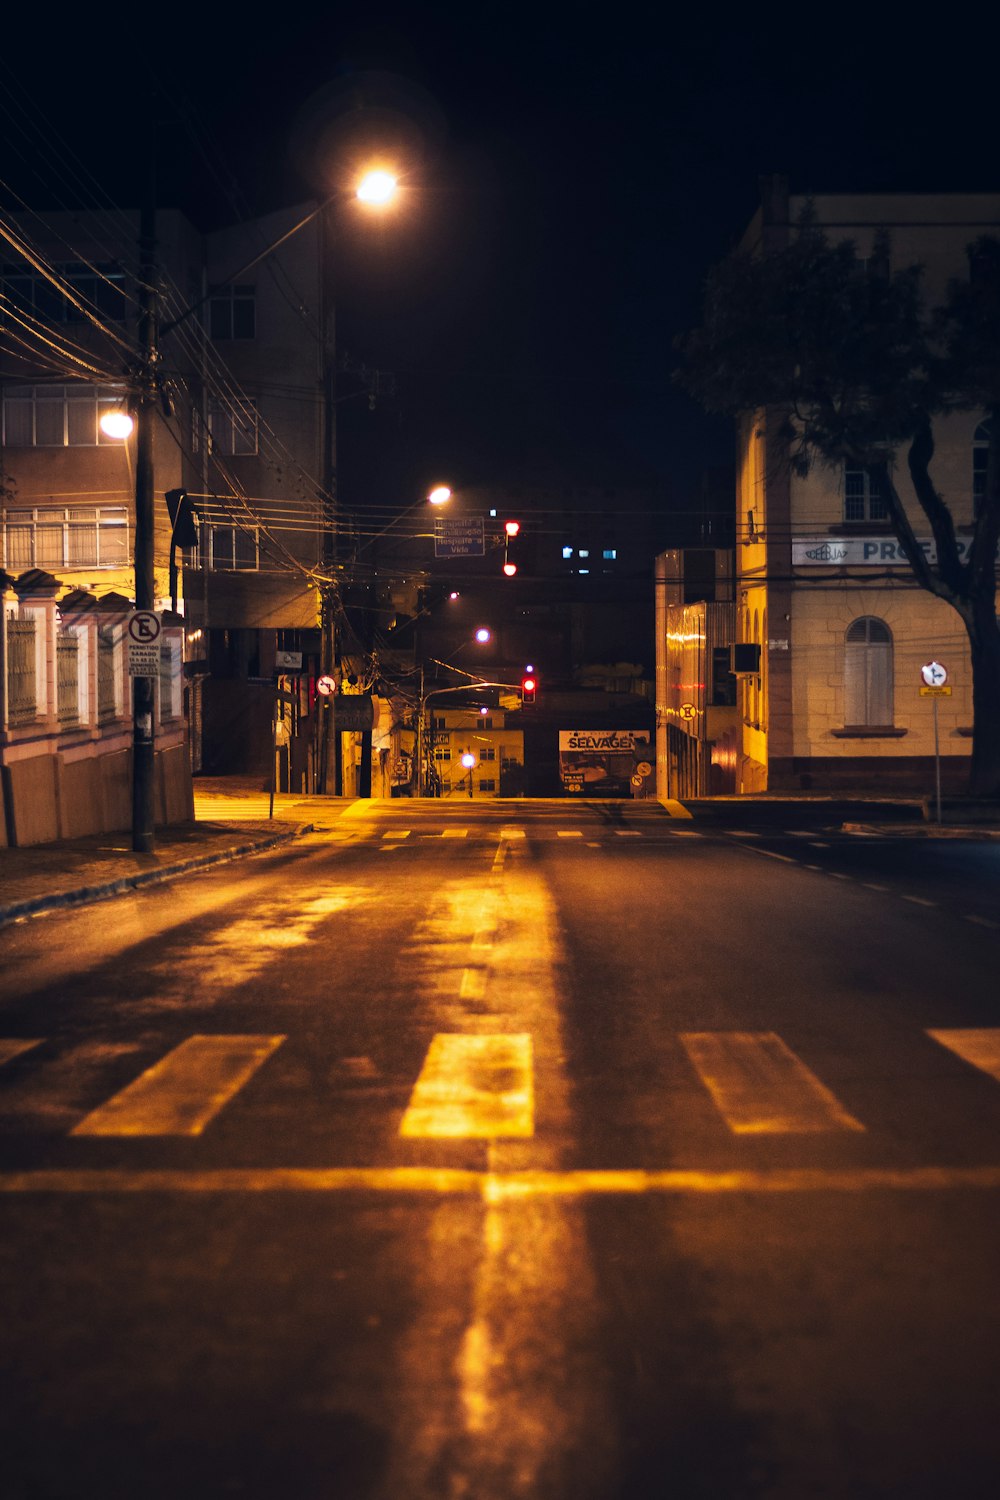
[603,549,617,560]
[578,568,590,575]
[562,546,573,559]
[579,549,589,558]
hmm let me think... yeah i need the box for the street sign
[678,702,697,721]
[920,686,952,697]
[636,761,652,777]
[126,610,161,677]
[434,517,485,558]
[275,650,303,673]
[330,694,377,731]
[317,675,337,696]
[921,661,948,687]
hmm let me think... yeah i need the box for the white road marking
[0,1040,42,1068]
[927,1029,1000,1084]
[399,1034,534,1138]
[441,829,470,838]
[557,830,583,838]
[382,830,411,839]
[901,894,936,907]
[499,827,526,840]
[680,1031,865,1135]
[71,1035,284,1137]
[614,831,642,837]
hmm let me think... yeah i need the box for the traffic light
[521,670,537,706]
[164,488,199,548]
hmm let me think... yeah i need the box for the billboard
[558,730,651,797]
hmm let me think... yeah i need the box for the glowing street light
[475,627,492,643]
[427,485,452,506]
[99,409,134,440]
[356,169,398,206]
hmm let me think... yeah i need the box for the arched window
[845,617,893,726]
[973,420,991,508]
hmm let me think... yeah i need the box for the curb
[0,823,313,929]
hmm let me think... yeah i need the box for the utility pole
[131,185,159,852]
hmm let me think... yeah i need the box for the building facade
[733,183,1000,793]
[1,203,328,788]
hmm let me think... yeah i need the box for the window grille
[2,506,129,570]
[844,467,888,522]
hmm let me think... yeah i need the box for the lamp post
[104,164,402,842]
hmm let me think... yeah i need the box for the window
[199,522,259,572]
[2,506,129,570]
[479,745,496,761]
[434,745,451,761]
[973,420,991,507]
[844,466,888,522]
[207,401,258,456]
[1,384,129,446]
[479,778,496,792]
[209,284,256,340]
[845,617,893,726]
[562,546,573,559]
[2,262,127,323]
[602,549,617,560]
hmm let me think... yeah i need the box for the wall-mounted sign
[793,536,983,567]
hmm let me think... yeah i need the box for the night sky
[2,7,995,522]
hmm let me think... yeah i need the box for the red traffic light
[521,675,537,700]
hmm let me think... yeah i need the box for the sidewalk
[0,778,359,929]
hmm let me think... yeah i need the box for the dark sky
[2,6,996,519]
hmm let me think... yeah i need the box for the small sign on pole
[920,662,948,823]
[127,610,161,677]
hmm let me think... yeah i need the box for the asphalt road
[1,799,998,1499]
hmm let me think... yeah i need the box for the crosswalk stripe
[382,830,411,839]
[680,1031,865,1134]
[399,1033,534,1139]
[499,827,526,839]
[440,829,469,838]
[927,1029,1000,1083]
[71,1035,285,1137]
[0,1040,42,1068]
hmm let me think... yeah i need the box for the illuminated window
[603,549,617,560]
[2,505,128,568]
[845,617,893,726]
[562,546,573,559]
[1,384,129,446]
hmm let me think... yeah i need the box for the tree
[676,211,1000,798]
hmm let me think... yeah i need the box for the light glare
[427,485,452,505]
[100,410,134,440]
[357,170,398,205]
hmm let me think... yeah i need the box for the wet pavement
[1,778,997,929]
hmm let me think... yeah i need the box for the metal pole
[132,184,158,853]
[933,695,942,823]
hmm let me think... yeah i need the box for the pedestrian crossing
[2,1028,999,1145]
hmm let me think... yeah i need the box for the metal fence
[56,628,79,724]
[6,613,37,724]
